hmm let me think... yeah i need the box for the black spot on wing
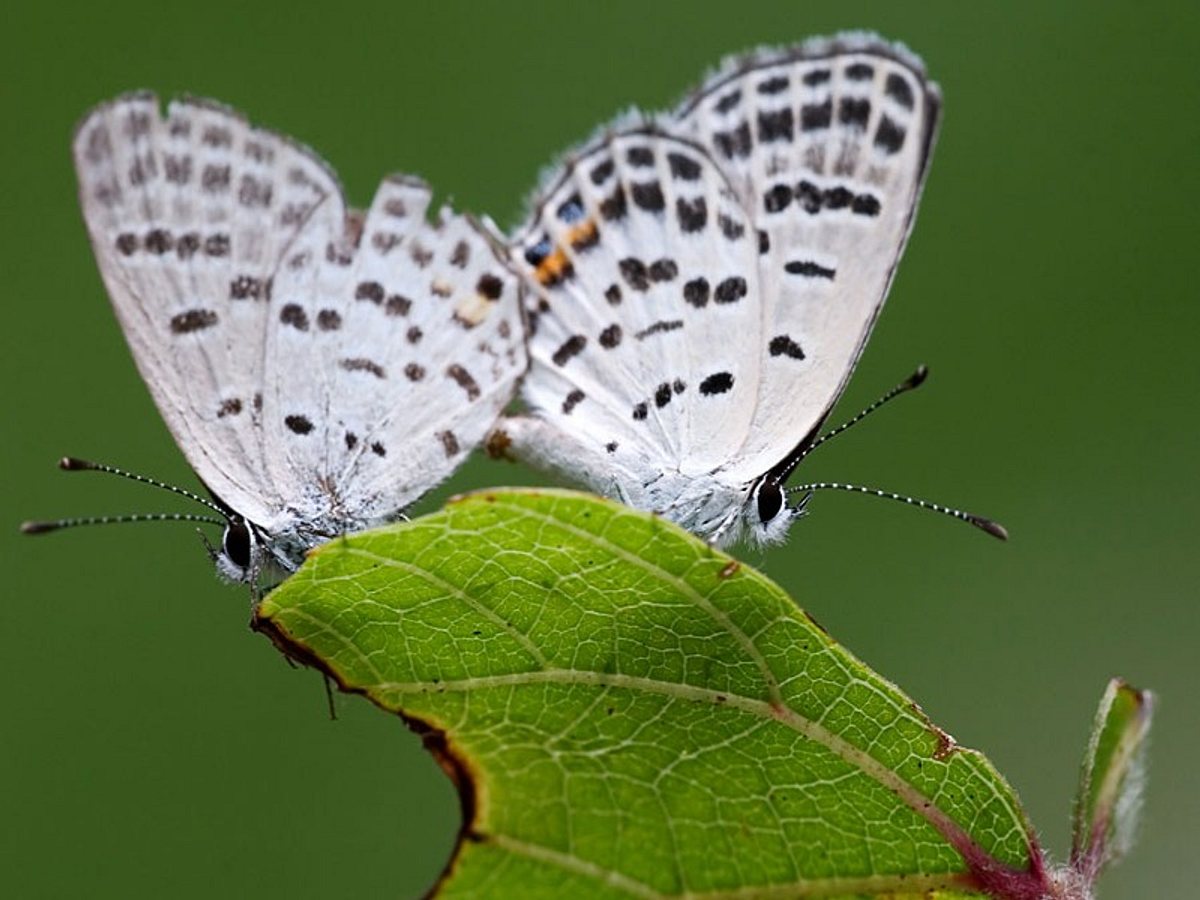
[285,415,313,435]
[626,146,654,167]
[144,228,172,254]
[838,97,871,129]
[317,309,342,331]
[619,258,650,292]
[477,273,504,300]
[217,398,241,418]
[757,75,789,95]
[764,184,792,214]
[230,275,270,300]
[874,115,906,154]
[676,196,707,233]
[757,108,793,143]
[885,72,915,109]
[340,358,386,379]
[438,431,459,457]
[800,99,832,131]
[851,194,881,216]
[714,89,741,113]
[714,277,747,304]
[279,304,309,331]
[845,62,874,81]
[785,260,836,280]
[718,214,744,240]
[648,259,678,282]
[599,324,622,349]
[667,152,702,180]
[599,185,627,221]
[562,389,585,414]
[714,121,751,160]
[589,158,614,185]
[551,335,587,366]
[769,335,806,359]
[445,364,481,400]
[631,180,665,212]
[683,277,709,308]
[635,320,683,340]
[169,309,217,334]
[699,372,734,395]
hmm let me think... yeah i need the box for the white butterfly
[490,34,1001,547]
[47,93,526,581]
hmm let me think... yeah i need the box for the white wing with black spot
[494,34,940,546]
[74,93,525,559]
[673,33,940,485]
[508,128,761,480]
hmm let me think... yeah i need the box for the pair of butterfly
[24,33,1005,586]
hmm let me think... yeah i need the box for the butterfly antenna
[798,365,928,464]
[787,481,1008,540]
[21,457,231,534]
[21,511,226,535]
[53,457,227,515]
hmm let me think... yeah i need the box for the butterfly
[488,33,1003,547]
[25,93,526,582]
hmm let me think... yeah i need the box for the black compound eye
[222,521,251,569]
[756,481,785,523]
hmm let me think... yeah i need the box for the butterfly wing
[74,94,524,540]
[73,93,345,525]
[673,34,941,485]
[506,128,761,497]
[263,175,524,528]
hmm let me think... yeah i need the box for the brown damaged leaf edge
[251,612,483,897]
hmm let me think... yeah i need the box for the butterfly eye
[222,521,252,569]
[755,481,785,524]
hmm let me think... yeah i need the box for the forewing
[512,128,760,478]
[674,34,940,483]
[73,93,344,524]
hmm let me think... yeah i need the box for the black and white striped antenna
[20,457,227,535]
[784,367,1008,540]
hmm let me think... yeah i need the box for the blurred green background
[2,1,1195,896]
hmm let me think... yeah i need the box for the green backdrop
[2,2,1194,896]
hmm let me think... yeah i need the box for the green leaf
[256,488,1051,899]
[1070,678,1154,885]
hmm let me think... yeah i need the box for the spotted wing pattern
[673,34,940,485]
[509,129,761,483]
[74,94,524,540]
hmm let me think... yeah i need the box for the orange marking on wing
[535,246,572,286]
[566,219,598,249]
